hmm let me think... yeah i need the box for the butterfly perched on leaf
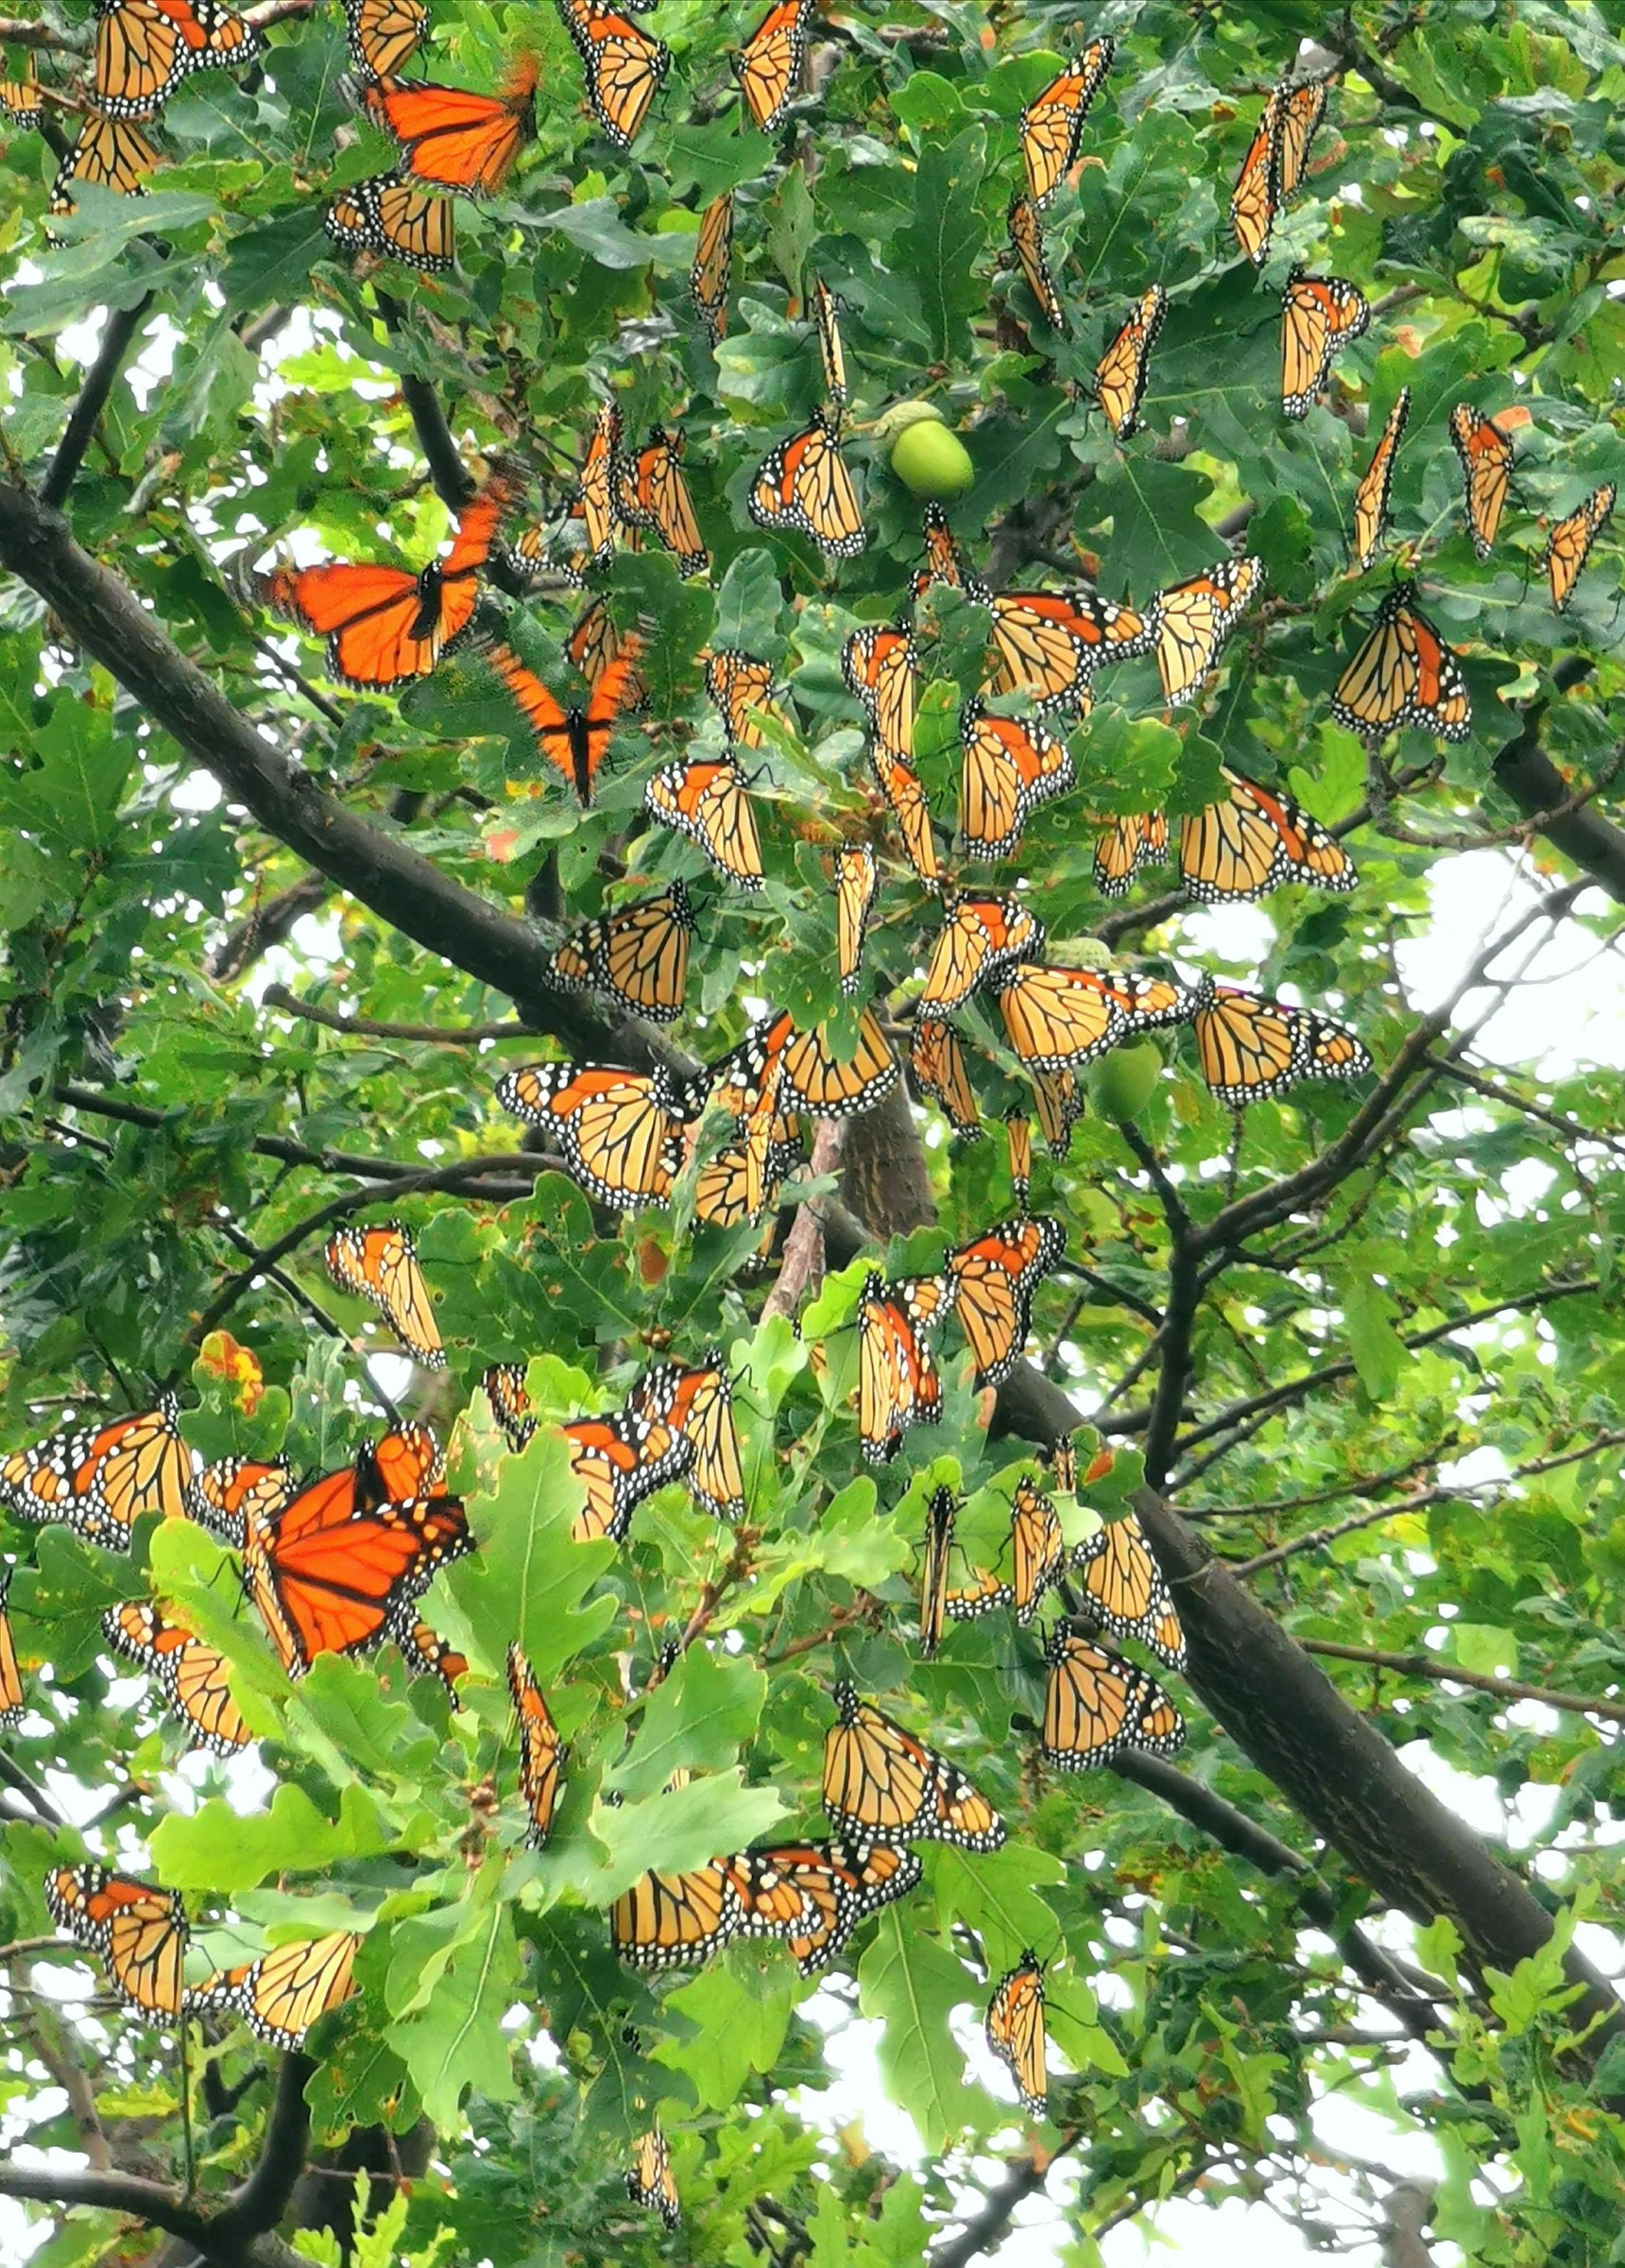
[104,1600,252,1752]
[361,55,538,197]
[1004,192,1068,335]
[986,1952,1048,2116]
[324,172,454,271]
[945,1474,1067,1627]
[552,0,669,146]
[627,2130,680,2229]
[567,400,622,573]
[1179,764,1354,902]
[324,1219,445,1367]
[483,631,645,805]
[995,962,1197,1073]
[1155,555,1264,704]
[1031,1065,1084,1159]
[343,0,426,80]
[944,1214,1066,1387]
[1071,1509,1187,1670]
[252,471,512,690]
[958,698,1073,860]
[93,0,261,119]
[1020,39,1113,207]
[46,1866,187,2015]
[1545,482,1616,613]
[755,1840,921,1973]
[734,0,812,132]
[609,1848,815,1967]
[507,1642,567,1847]
[1280,268,1368,418]
[811,280,848,421]
[659,1354,747,1521]
[1190,978,1371,1108]
[918,892,1047,1018]
[482,1363,538,1453]
[832,843,879,995]
[1349,388,1411,572]
[857,1270,951,1464]
[48,110,162,215]
[184,1455,291,1549]
[748,410,866,558]
[0,1394,192,1553]
[616,425,709,576]
[1041,1627,1184,1769]
[1330,583,1471,743]
[644,757,765,888]
[395,1617,468,1699]
[1094,284,1166,442]
[910,1016,981,1138]
[1449,403,1514,559]
[1093,809,1169,898]
[1229,75,1329,266]
[497,1060,705,1211]
[824,1683,1005,1850]
[188,1932,362,2048]
[691,192,733,342]
[543,881,694,1024]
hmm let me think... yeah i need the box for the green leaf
[385,1860,523,2126]
[1343,1275,1406,1401]
[655,1953,795,2110]
[447,1429,620,1683]
[858,1909,972,2145]
[150,1782,396,1891]
[608,1645,766,1802]
[900,128,988,363]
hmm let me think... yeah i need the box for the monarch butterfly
[1280,268,1368,418]
[1191,978,1372,1108]
[1095,285,1166,442]
[254,472,511,690]
[485,632,645,806]
[0,1568,24,1726]
[1330,582,1471,743]
[1042,1626,1184,1769]
[1179,765,1354,902]
[188,1931,362,2048]
[987,588,1154,712]
[324,172,454,271]
[660,1356,746,1521]
[857,1271,950,1464]
[45,1866,187,2015]
[748,410,866,558]
[396,1618,468,1697]
[104,1600,252,1753]
[1155,555,1265,704]
[916,503,989,602]
[324,1220,445,1368]
[918,892,1047,1018]
[616,426,710,577]
[833,844,880,996]
[1348,387,1410,572]
[1545,482,1616,612]
[1071,1510,1187,1670]
[363,1420,447,1506]
[242,1450,470,1677]
[361,55,539,197]
[482,1363,537,1453]
[561,601,644,713]
[0,1394,192,1553]
[869,747,942,886]
[758,1839,922,1973]
[734,0,811,132]
[944,1216,1066,1387]
[343,0,426,78]
[609,1849,812,1967]
[811,280,847,421]
[958,697,1074,860]
[1031,1065,1084,1158]
[184,1455,292,1549]
[996,962,1196,1073]
[1230,77,1328,265]
[715,1005,899,1122]
[1007,1475,1069,1624]
[705,647,780,749]
[1005,192,1068,335]
[911,1017,982,1138]
[627,2130,679,2229]
[93,0,261,119]
[496,1061,703,1211]
[0,77,44,127]
[552,0,670,147]
[48,110,161,215]
[694,1108,803,1228]
[986,1952,1048,2116]
[691,192,733,342]
[564,1380,692,1545]
[823,1684,1005,1851]
[506,1642,567,1847]
[842,621,917,759]
[568,400,622,572]
[545,881,694,1024]
[1449,403,1514,559]
[1020,39,1113,208]
[1093,809,1170,897]
[1005,1109,1033,1207]
[645,757,765,889]
[918,1486,958,1659]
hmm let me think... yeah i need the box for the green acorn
[1090,1039,1164,1122]
[874,401,976,500]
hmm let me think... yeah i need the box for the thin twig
[42,297,156,511]
[1302,1640,1625,1724]
[263,984,530,1045]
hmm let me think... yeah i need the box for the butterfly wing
[1330,585,1471,743]
[1178,765,1354,901]
[1020,39,1112,206]
[1449,403,1514,558]
[324,172,454,270]
[324,1220,445,1366]
[734,0,810,131]
[958,698,1073,859]
[553,0,669,146]
[1546,482,1616,612]
[1281,270,1369,417]
[1005,192,1068,334]
[748,411,866,558]
[691,192,733,341]
[1094,284,1166,441]
[644,758,764,887]
[1349,388,1411,571]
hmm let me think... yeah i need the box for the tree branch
[214,2053,314,2245]
[1117,1124,1197,1490]
[262,983,529,1045]
[1300,1640,1625,1725]
[41,297,155,510]
[930,2129,1084,2268]
[0,2166,210,2251]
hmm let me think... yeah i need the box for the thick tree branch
[1118,1124,1196,1489]
[0,2166,210,2250]
[41,297,155,510]
[1490,674,1625,905]
[214,2053,314,2245]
